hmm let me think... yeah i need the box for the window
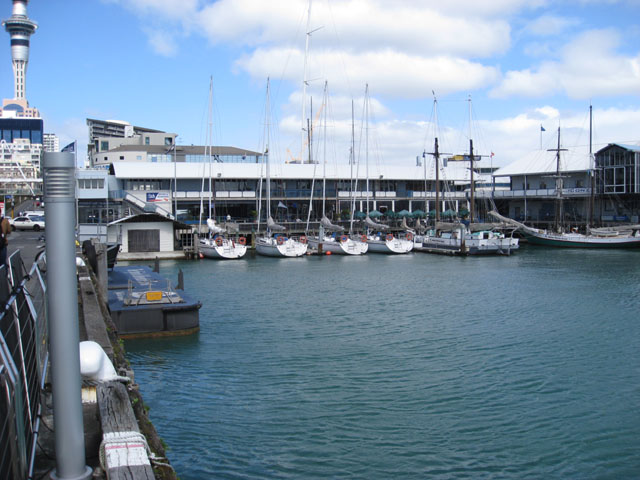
[145,137,150,145]
[164,137,173,146]
[136,155,142,161]
[119,156,125,160]
[101,141,109,151]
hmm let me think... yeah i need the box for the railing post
[43,152,92,480]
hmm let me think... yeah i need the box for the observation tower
[2,0,37,100]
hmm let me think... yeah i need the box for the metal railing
[0,250,48,480]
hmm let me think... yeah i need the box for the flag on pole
[277,201,288,209]
[61,141,76,153]
[540,125,546,132]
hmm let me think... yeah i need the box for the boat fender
[386,233,394,241]
[238,236,247,245]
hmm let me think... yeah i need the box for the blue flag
[540,125,546,132]
[62,141,76,153]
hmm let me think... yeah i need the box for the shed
[107,213,192,255]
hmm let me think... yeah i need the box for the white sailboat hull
[366,235,413,254]
[522,229,640,248]
[307,236,368,255]
[256,236,308,257]
[199,238,247,260]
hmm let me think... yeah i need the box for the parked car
[11,215,46,231]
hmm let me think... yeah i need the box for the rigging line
[325,0,354,99]
[270,4,307,104]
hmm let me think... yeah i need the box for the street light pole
[43,152,92,480]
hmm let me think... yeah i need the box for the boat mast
[301,0,313,163]
[469,139,475,223]
[468,95,474,223]
[588,103,595,228]
[322,82,327,218]
[365,84,370,216]
[425,93,443,223]
[349,99,356,234]
[207,76,214,222]
[266,79,272,228]
[548,126,568,232]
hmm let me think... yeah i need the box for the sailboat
[415,96,518,255]
[489,122,640,248]
[255,79,308,258]
[306,83,368,255]
[198,77,247,260]
[359,85,413,254]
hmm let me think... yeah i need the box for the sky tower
[2,0,37,101]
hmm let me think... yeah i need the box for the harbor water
[125,247,640,479]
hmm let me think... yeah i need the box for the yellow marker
[146,291,163,301]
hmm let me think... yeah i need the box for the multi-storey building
[1,0,41,201]
[43,132,58,152]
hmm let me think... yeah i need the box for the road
[6,229,46,270]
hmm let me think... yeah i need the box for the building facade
[0,1,41,200]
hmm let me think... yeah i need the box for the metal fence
[0,250,48,480]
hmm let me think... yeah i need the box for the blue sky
[2,0,639,168]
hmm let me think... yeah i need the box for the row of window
[78,178,105,189]
[1,128,43,144]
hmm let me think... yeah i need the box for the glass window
[136,155,142,161]
[101,141,109,151]
[164,137,172,146]
[145,137,150,145]
[32,130,42,144]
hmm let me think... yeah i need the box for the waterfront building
[76,158,487,244]
[593,143,640,222]
[43,133,59,152]
[87,118,177,168]
[491,149,591,225]
[0,0,41,201]
[492,142,640,226]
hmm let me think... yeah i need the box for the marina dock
[2,233,182,479]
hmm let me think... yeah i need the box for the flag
[540,125,546,132]
[490,152,495,158]
[277,201,288,209]
[62,141,76,153]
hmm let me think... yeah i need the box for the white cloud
[524,14,580,37]
[197,0,513,58]
[491,29,640,98]
[237,47,499,99]
[143,28,179,57]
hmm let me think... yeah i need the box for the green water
[125,247,640,479]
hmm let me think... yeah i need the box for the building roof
[493,148,591,177]
[596,143,640,153]
[109,160,485,183]
[108,145,263,156]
